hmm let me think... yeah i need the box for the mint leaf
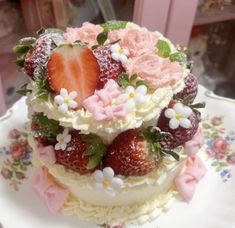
[32,113,63,139]
[117,73,130,88]
[34,70,50,100]
[169,52,187,64]
[97,31,108,45]
[101,21,127,32]
[156,40,171,58]
[13,45,31,54]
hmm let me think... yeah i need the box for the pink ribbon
[32,166,69,213]
[184,127,204,156]
[36,145,56,164]
[175,155,207,202]
[83,80,126,121]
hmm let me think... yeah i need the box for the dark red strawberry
[157,104,199,149]
[93,44,125,89]
[104,129,158,176]
[174,73,198,103]
[55,131,106,174]
[24,33,61,78]
[47,44,100,109]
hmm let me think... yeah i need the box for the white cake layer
[29,135,186,207]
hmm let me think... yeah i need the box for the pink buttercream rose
[126,53,184,89]
[108,28,159,57]
[212,138,228,154]
[64,22,102,46]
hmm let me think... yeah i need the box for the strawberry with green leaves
[55,130,106,174]
[103,127,179,176]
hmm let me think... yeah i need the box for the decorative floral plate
[1,86,235,228]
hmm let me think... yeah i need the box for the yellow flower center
[175,112,183,120]
[103,179,110,188]
[118,48,125,54]
[64,98,71,104]
[129,92,135,98]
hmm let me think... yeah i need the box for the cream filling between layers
[26,80,186,144]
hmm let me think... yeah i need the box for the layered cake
[13,21,206,227]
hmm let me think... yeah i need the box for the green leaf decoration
[16,83,32,96]
[117,73,130,88]
[37,28,63,36]
[117,73,149,89]
[169,52,187,64]
[32,113,63,139]
[140,127,179,162]
[156,40,171,58]
[190,102,206,109]
[15,58,25,68]
[97,31,108,45]
[34,69,51,100]
[13,45,31,54]
[81,134,107,170]
[101,20,127,32]
[19,37,36,45]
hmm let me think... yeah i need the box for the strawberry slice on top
[47,44,100,109]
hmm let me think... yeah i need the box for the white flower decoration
[117,85,147,112]
[55,128,71,151]
[54,88,78,113]
[110,43,129,64]
[164,103,192,130]
[92,167,123,196]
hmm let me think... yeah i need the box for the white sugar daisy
[55,128,71,151]
[164,103,192,130]
[92,167,123,196]
[54,88,78,113]
[110,43,129,64]
[117,85,147,112]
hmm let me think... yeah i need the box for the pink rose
[1,168,12,179]
[212,116,222,126]
[125,53,184,90]
[9,129,21,139]
[227,152,235,165]
[10,142,26,160]
[212,138,228,154]
[109,28,159,57]
[63,22,102,46]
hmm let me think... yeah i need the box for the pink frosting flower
[63,22,102,46]
[184,127,204,156]
[126,53,184,89]
[108,28,159,58]
[83,80,126,121]
[36,145,56,164]
[212,138,228,154]
[32,166,69,213]
[9,129,21,139]
[175,155,207,202]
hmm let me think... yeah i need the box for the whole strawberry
[174,73,198,103]
[103,128,179,176]
[93,44,125,89]
[157,102,199,149]
[24,32,62,78]
[55,130,106,174]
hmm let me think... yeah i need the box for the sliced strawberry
[47,45,100,109]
